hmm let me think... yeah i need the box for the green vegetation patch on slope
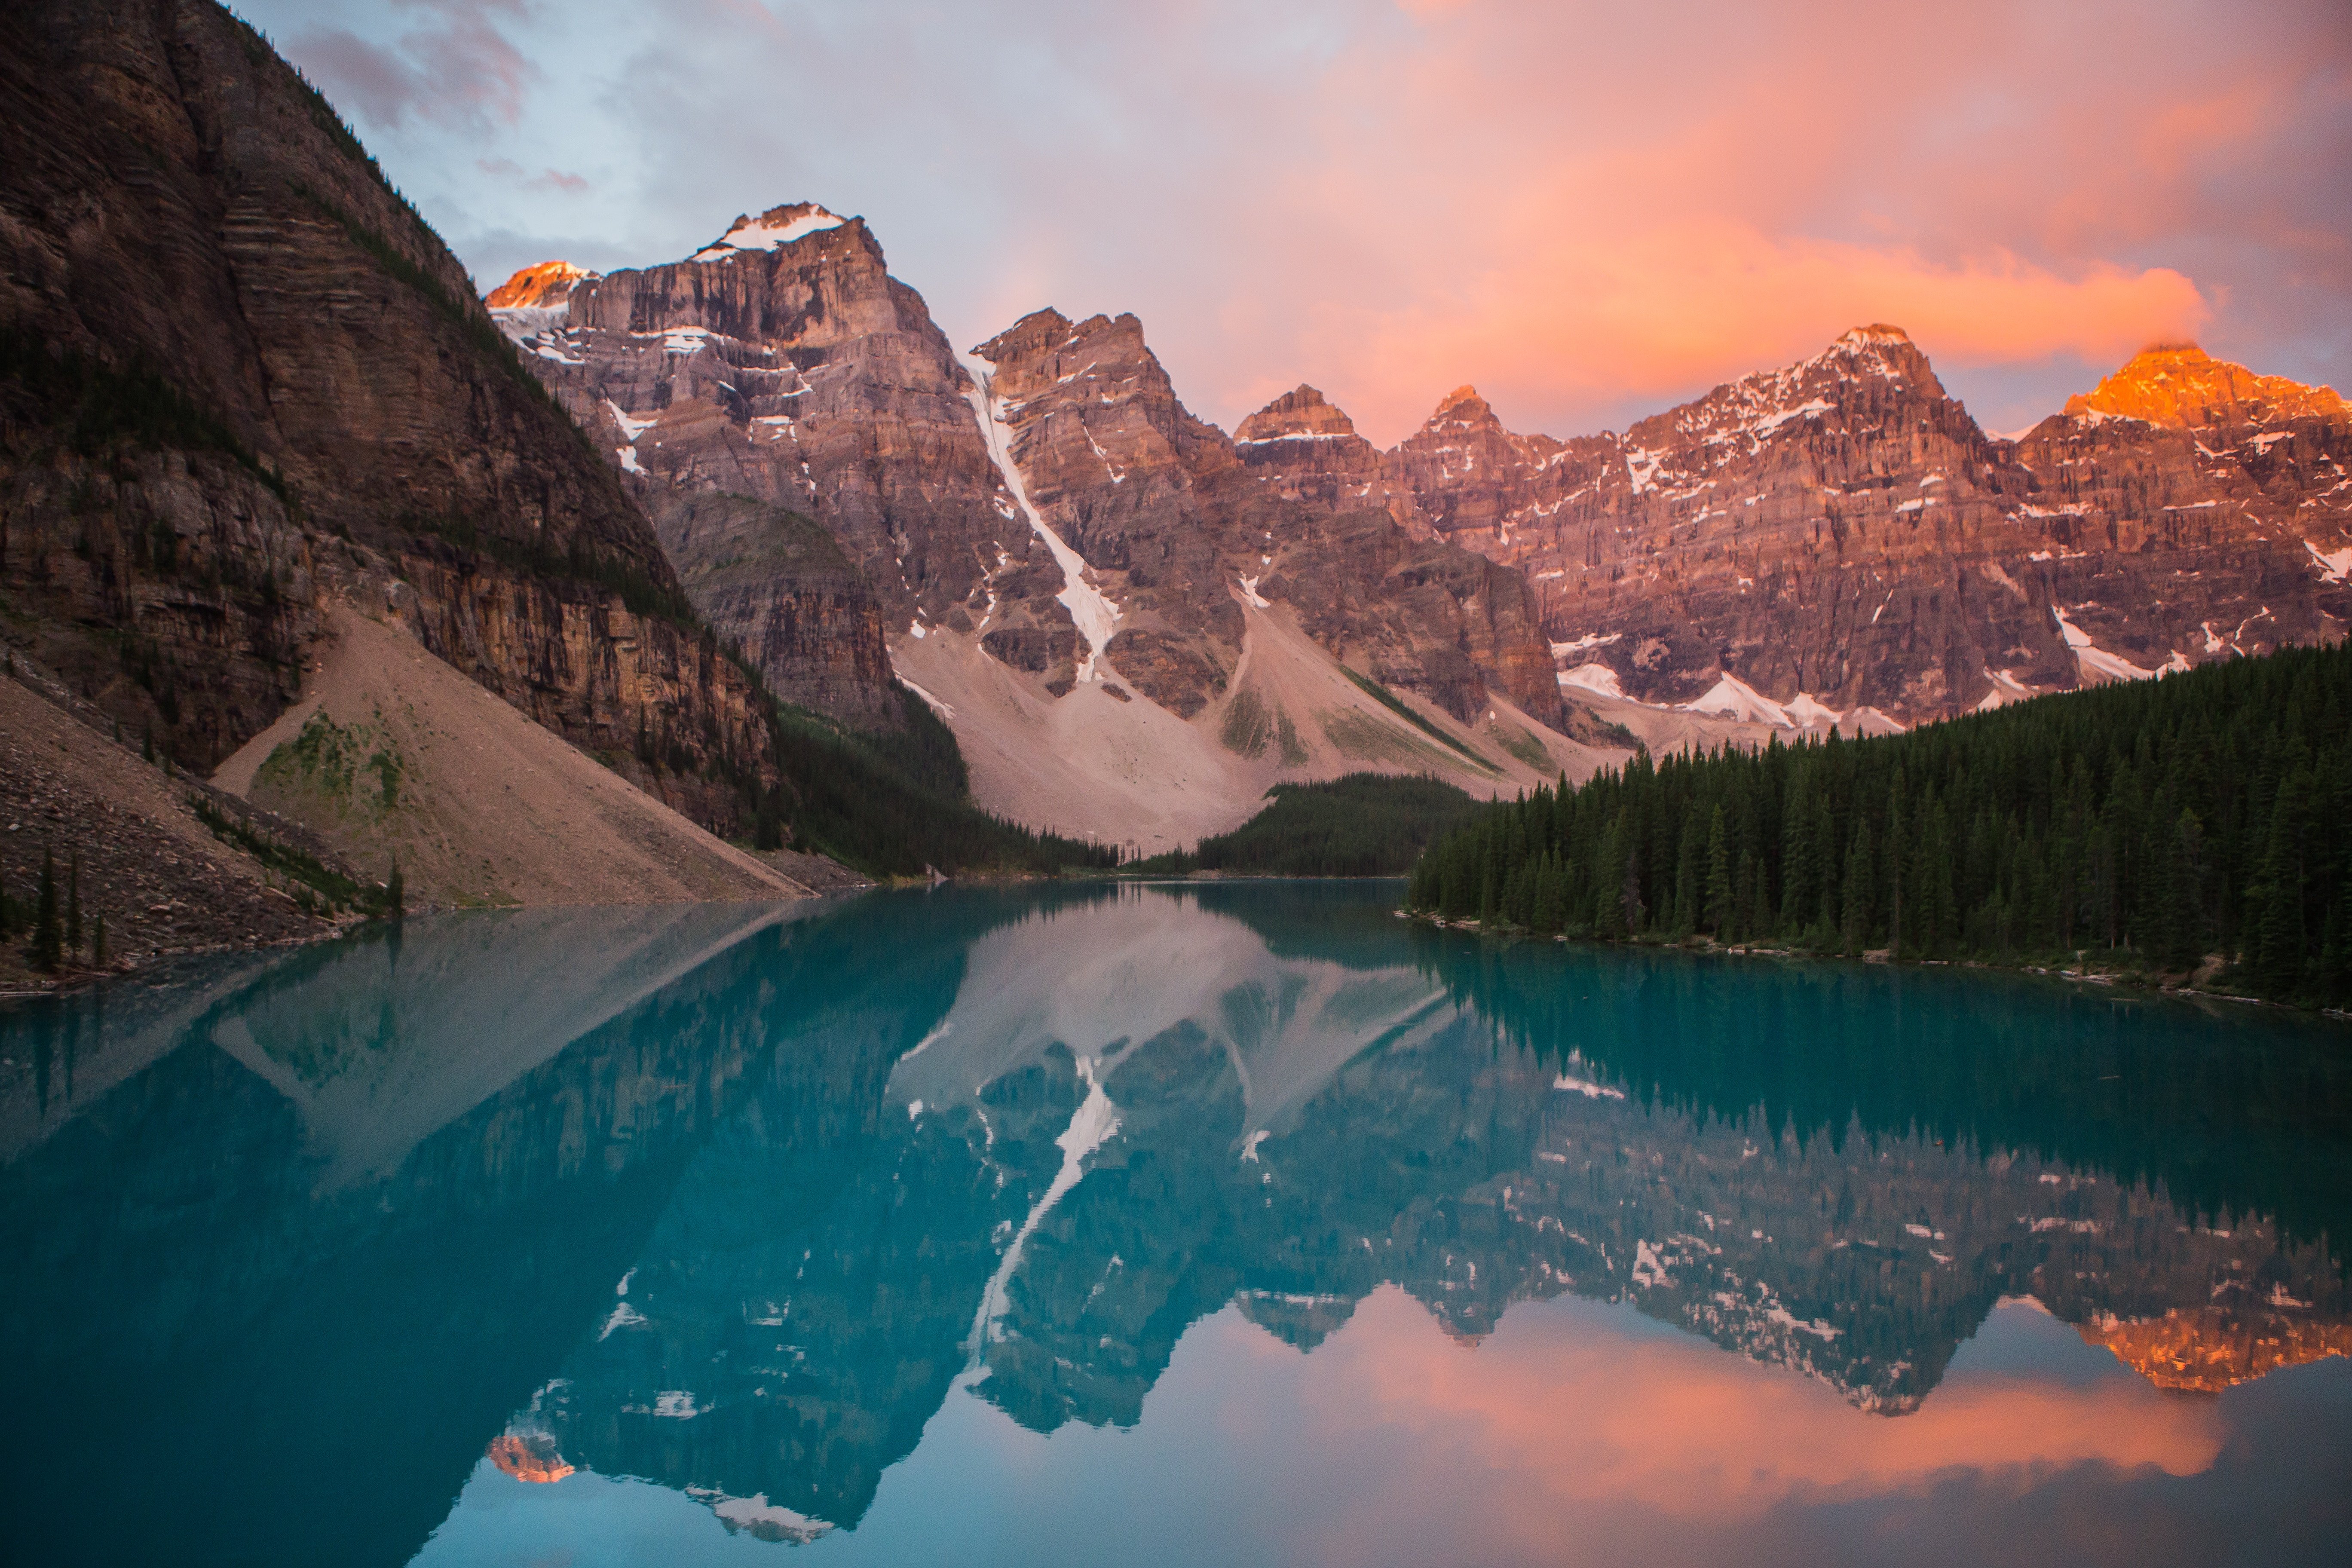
[766,683,1106,877]
[190,793,394,918]
[1133,773,1480,878]
[1408,641,2352,1009]
[1340,666,1495,770]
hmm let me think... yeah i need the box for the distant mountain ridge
[0,4,1116,941]
[489,208,1605,853]
[1360,328,2352,726]
[500,224,2349,753]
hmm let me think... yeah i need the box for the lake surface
[3,882,2350,1566]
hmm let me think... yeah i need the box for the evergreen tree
[1780,778,1815,928]
[1406,642,2352,1005]
[66,850,82,956]
[92,913,107,971]
[1594,815,1629,938]
[32,848,61,973]
[1841,820,1875,952]
[1673,807,1702,938]
[1884,772,1907,957]
[1703,805,1733,936]
[1534,853,1566,933]
[2252,767,2314,995]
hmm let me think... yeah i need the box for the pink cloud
[294,1,536,133]
[255,0,2349,445]
[1255,1288,2223,1564]
[478,157,589,194]
[1139,0,2321,441]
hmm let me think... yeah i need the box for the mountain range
[5,0,2350,930]
[493,204,2350,845]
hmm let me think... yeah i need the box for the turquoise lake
[3,881,2349,1565]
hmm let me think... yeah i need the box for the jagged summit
[2064,342,2348,428]
[689,202,849,262]
[971,307,1078,366]
[486,260,594,308]
[1234,385,1360,444]
[1837,323,1912,346]
[1409,385,1511,441]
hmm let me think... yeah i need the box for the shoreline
[1401,910,2352,1023]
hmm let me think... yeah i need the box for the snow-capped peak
[1832,324,1912,352]
[485,260,593,309]
[690,203,847,263]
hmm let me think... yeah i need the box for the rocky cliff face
[1385,329,2352,725]
[493,224,1564,733]
[487,205,1002,728]
[0,0,779,837]
[647,493,897,727]
[969,309,1565,723]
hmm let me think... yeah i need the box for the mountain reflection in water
[2,882,2348,1566]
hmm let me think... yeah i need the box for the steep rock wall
[0,0,780,834]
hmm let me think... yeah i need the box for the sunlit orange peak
[2077,1304,2352,1393]
[2064,342,2347,429]
[486,260,591,309]
[486,1432,575,1483]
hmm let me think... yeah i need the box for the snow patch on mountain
[691,205,846,261]
[1550,631,1621,658]
[1678,673,1791,726]
[2306,539,2352,583]
[964,1055,1121,1365]
[2052,605,2169,683]
[959,349,1123,683]
[1558,663,1626,699]
[1974,668,2038,711]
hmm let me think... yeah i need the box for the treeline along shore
[1407,641,2352,1009]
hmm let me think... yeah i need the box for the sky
[240,0,2352,445]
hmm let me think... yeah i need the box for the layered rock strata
[495,205,1006,729]
[0,0,781,837]
[1378,330,2352,722]
[966,309,1564,723]
[492,223,1564,732]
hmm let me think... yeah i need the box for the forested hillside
[764,685,1115,877]
[1130,774,1477,877]
[1407,644,2352,1007]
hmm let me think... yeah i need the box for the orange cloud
[273,0,2348,445]
[1139,0,2322,441]
[1274,224,2206,440]
[1255,1287,2221,1560]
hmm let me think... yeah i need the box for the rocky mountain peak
[2063,343,2349,429]
[1234,385,1360,444]
[486,260,593,308]
[1810,322,1938,389]
[970,308,1079,373]
[1427,385,1498,429]
[689,202,851,262]
[1623,325,1952,461]
[1835,322,1912,349]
